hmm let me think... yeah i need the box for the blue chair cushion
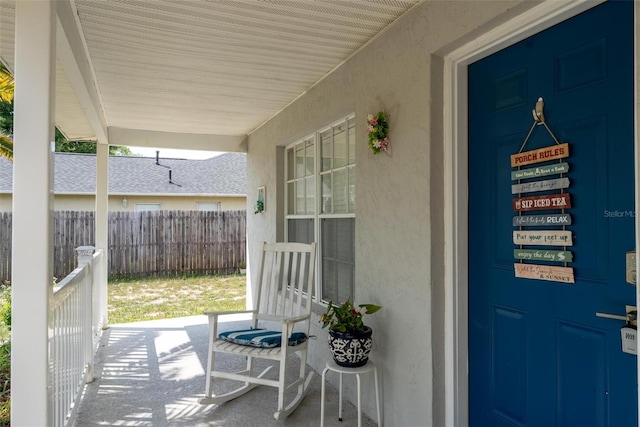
[218,328,308,348]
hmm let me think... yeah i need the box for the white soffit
[56,61,98,141]
[0,1,420,141]
[72,0,421,137]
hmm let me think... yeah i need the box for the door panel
[468,2,636,426]
[556,321,607,426]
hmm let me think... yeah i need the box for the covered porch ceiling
[0,0,421,152]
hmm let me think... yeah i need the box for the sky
[129,146,222,160]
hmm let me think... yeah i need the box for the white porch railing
[49,246,105,427]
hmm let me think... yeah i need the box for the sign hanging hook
[532,97,545,125]
[518,97,561,153]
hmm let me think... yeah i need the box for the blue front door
[468,2,636,426]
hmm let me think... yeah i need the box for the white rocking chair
[199,241,317,419]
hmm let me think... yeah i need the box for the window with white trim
[134,203,161,212]
[285,115,355,303]
[197,202,221,211]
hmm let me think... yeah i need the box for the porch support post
[95,143,109,328]
[11,1,56,425]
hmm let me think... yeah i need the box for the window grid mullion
[314,131,322,301]
[284,115,355,304]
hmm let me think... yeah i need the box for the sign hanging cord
[518,97,561,153]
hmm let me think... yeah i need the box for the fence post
[76,246,95,267]
[75,246,95,383]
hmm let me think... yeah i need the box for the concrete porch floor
[73,315,378,426]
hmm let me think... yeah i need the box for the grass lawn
[0,343,8,425]
[109,274,247,324]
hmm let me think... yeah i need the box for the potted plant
[321,299,381,367]
[237,261,246,275]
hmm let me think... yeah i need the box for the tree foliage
[0,100,11,137]
[54,132,133,156]
[0,65,13,160]
[0,63,13,103]
[0,133,11,161]
[109,145,134,156]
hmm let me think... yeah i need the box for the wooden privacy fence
[109,210,246,277]
[0,210,246,281]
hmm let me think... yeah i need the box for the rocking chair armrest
[280,314,310,341]
[281,314,310,325]
[203,309,256,317]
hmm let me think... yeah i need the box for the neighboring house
[0,152,246,212]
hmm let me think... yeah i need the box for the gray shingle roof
[0,152,246,196]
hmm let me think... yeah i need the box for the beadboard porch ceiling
[0,0,421,150]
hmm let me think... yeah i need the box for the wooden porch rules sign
[512,133,575,283]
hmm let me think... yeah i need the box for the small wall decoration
[511,97,574,284]
[366,111,390,154]
[255,186,265,214]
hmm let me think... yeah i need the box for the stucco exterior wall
[245,1,527,424]
[0,194,246,212]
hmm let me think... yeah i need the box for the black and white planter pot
[328,326,373,367]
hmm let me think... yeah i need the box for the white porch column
[11,1,56,426]
[95,143,109,328]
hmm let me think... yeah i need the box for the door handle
[596,305,637,326]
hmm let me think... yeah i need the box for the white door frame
[441,0,639,425]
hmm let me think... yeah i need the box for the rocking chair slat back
[255,242,315,320]
[292,250,307,315]
[281,252,292,316]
